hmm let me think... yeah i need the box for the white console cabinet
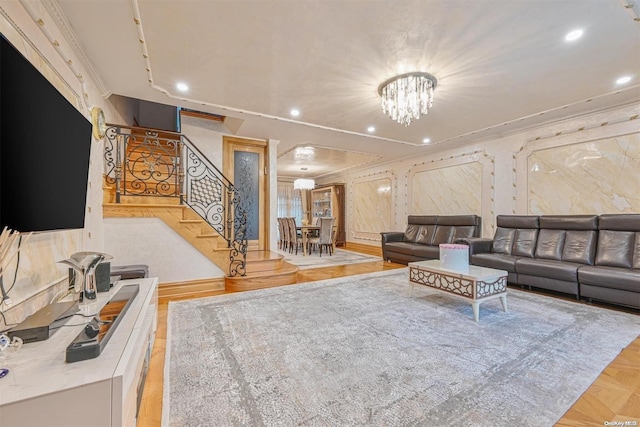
[0,278,158,427]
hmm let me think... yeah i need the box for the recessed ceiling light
[367,126,375,133]
[565,29,583,42]
[176,82,189,92]
[290,109,300,117]
[422,138,431,144]
[616,76,632,85]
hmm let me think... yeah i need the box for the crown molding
[41,0,111,98]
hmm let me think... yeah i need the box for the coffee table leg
[500,295,508,312]
[471,301,480,322]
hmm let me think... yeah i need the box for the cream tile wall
[409,161,482,215]
[353,176,393,240]
[0,2,133,325]
[326,104,640,244]
[525,133,640,214]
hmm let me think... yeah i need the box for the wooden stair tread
[246,250,285,262]
[104,203,186,210]
[226,261,297,280]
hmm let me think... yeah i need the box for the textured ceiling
[55,0,640,179]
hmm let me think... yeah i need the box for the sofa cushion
[438,215,478,226]
[492,228,515,255]
[383,242,416,256]
[535,229,565,260]
[512,229,538,258]
[635,232,640,269]
[404,224,420,243]
[496,215,539,229]
[415,225,436,245]
[407,215,439,226]
[539,215,598,230]
[471,253,518,272]
[433,225,454,245]
[516,258,581,282]
[413,245,440,259]
[562,230,597,265]
[579,266,640,293]
[598,214,640,231]
[453,226,476,241]
[595,230,634,268]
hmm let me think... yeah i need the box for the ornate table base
[408,260,508,322]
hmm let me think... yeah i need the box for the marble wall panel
[528,133,640,214]
[410,162,482,215]
[353,178,392,235]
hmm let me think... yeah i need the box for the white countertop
[0,278,157,406]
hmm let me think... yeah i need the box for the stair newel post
[177,138,185,205]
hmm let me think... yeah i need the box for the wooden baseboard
[344,242,382,257]
[159,277,225,303]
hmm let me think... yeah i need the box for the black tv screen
[1,35,91,232]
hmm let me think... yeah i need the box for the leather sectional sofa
[462,214,640,309]
[380,215,481,264]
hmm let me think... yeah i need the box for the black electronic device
[95,262,112,293]
[66,284,139,363]
[0,34,92,232]
[7,300,78,343]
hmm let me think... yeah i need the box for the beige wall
[324,103,640,243]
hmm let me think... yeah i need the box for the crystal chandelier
[293,178,315,190]
[378,72,438,126]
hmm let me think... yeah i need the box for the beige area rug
[276,247,381,269]
[163,269,640,426]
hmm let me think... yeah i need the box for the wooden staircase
[102,126,298,294]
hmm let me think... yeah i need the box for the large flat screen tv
[1,34,92,232]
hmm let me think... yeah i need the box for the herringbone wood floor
[137,246,640,426]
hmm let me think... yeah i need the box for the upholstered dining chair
[277,218,286,250]
[286,217,304,254]
[308,217,335,256]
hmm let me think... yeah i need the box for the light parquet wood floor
[137,247,640,427]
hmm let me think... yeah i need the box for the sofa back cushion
[512,229,538,257]
[595,230,634,268]
[596,214,640,269]
[535,229,565,260]
[562,230,597,265]
[634,232,640,269]
[404,224,420,242]
[415,225,436,245]
[496,215,539,229]
[453,226,476,241]
[492,228,515,254]
[433,225,455,245]
[405,216,438,242]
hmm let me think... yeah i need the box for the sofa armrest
[455,237,492,256]
[381,232,404,243]
[380,232,405,261]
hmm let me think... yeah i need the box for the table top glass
[408,259,507,280]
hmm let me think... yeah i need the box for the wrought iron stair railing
[103,124,247,276]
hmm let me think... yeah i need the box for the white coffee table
[408,260,508,322]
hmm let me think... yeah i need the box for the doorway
[223,136,269,250]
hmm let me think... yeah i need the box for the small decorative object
[91,106,106,139]
[439,244,469,271]
[58,252,113,301]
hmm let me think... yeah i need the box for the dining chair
[286,217,304,254]
[308,217,335,256]
[277,218,286,250]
